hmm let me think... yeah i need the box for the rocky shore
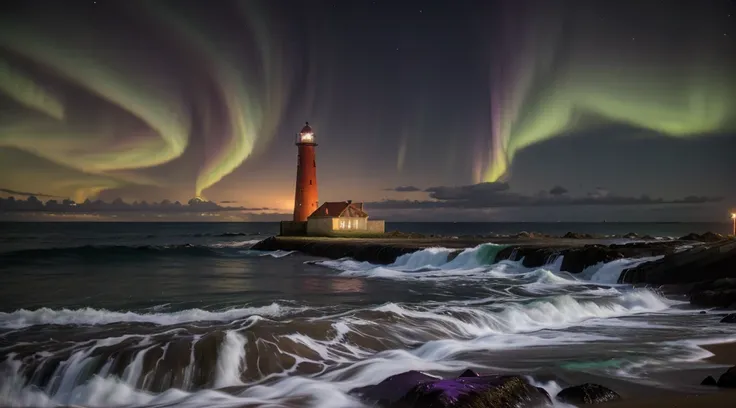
[253,231,736,309]
[347,363,736,407]
[251,231,736,407]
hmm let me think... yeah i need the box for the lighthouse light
[301,133,314,141]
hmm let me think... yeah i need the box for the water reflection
[300,277,365,294]
[330,278,365,293]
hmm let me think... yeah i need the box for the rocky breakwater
[493,239,685,274]
[253,233,703,270]
[251,236,456,264]
[616,237,736,309]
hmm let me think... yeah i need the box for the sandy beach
[704,341,736,365]
[597,341,736,407]
[598,391,736,408]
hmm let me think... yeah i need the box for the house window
[309,180,312,185]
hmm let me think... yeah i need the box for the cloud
[366,182,723,210]
[0,196,279,214]
[0,188,60,198]
[385,186,422,192]
[549,185,568,196]
[588,187,610,199]
[425,182,510,200]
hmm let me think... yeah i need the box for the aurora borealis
[0,0,294,201]
[0,0,733,221]
[484,0,735,183]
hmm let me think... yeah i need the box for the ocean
[1,222,735,407]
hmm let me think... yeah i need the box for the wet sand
[597,391,736,407]
[598,341,736,407]
[704,341,736,365]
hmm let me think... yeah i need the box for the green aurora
[0,1,291,201]
[484,0,735,183]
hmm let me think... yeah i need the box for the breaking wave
[0,303,298,329]
[1,289,679,408]
[316,243,654,285]
[2,236,726,408]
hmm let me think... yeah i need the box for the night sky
[0,0,734,221]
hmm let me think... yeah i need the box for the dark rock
[395,375,551,408]
[620,240,736,285]
[560,245,625,274]
[699,311,707,314]
[679,232,725,242]
[447,250,463,263]
[702,232,726,242]
[495,246,557,266]
[693,278,736,291]
[717,366,736,388]
[720,313,736,323]
[519,248,558,267]
[350,370,438,406]
[690,279,736,309]
[535,387,551,401]
[623,232,639,239]
[563,232,594,239]
[641,235,656,240]
[458,369,480,378]
[556,383,621,405]
[701,375,717,386]
[252,236,420,265]
[691,291,736,310]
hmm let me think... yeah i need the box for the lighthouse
[292,122,319,222]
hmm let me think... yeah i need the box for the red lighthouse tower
[292,122,319,222]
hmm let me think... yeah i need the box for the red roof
[310,201,368,218]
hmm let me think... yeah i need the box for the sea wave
[0,303,300,329]
[0,288,685,408]
[316,243,653,285]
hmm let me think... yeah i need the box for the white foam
[239,249,295,258]
[213,331,247,388]
[526,377,576,408]
[0,303,299,329]
[317,243,667,289]
[209,240,260,248]
[0,288,690,408]
[579,256,663,284]
[391,246,455,269]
